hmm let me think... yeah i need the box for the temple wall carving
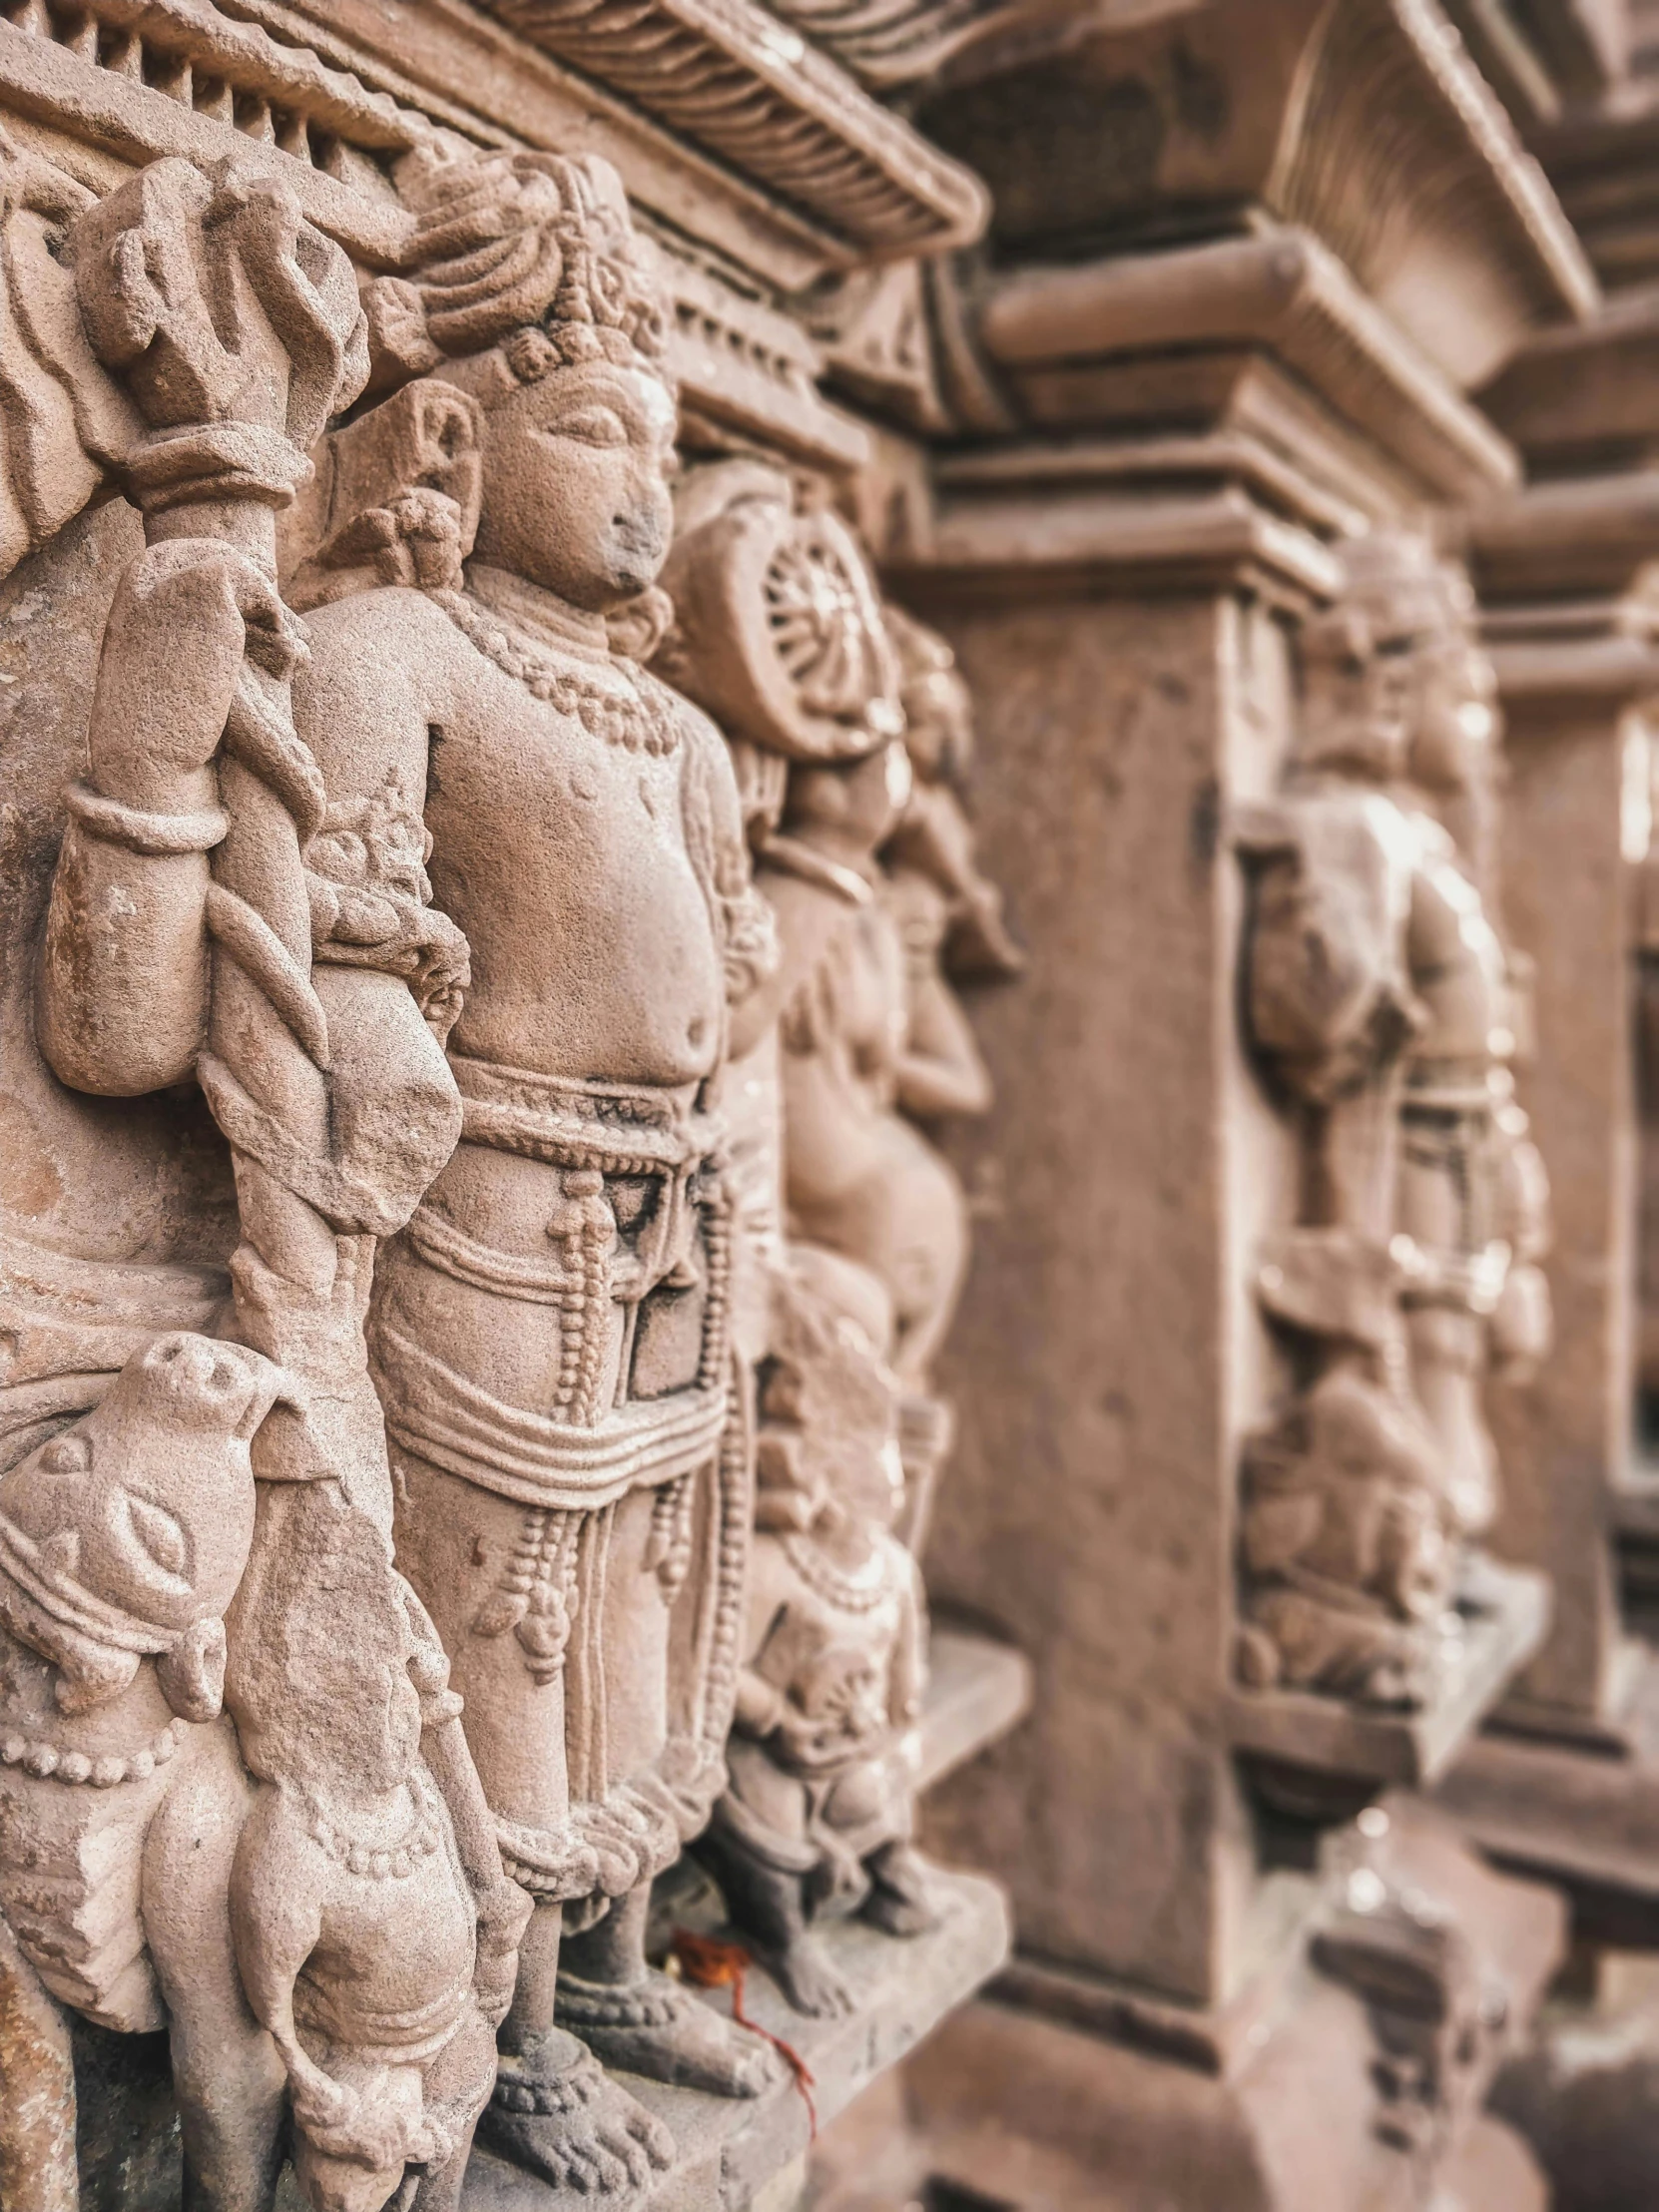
[3,4,1659,2212]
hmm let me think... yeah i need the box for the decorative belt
[447,1053,716,1175]
[380,1319,727,1511]
[1403,1057,1500,1114]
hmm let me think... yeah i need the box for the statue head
[380,151,677,613]
[888,606,973,788]
[1300,532,1496,796]
[0,1334,287,1718]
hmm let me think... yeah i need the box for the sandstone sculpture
[651,462,1016,2010]
[3,140,526,2212]
[1237,531,1549,1705]
[696,1254,935,2020]
[292,147,785,2190]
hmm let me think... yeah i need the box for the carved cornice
[1478,284,1659,473]
[887,474,1343,614]
[975,228,1519,512]
[1532,74,1659,290]
[0,0,428,259]
[474,0,987,256]
[1441,0,1627,125]
[1464,468,1659,601]
[759,0,996,92]
[916,0,1595,391]
[1272,0,1597,382]
[0,0,877,469]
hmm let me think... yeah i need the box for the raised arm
[38,542,296,1095]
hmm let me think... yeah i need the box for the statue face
[476,355,677,611]
[1407,634,1499,801]
[1302,625,1414,783]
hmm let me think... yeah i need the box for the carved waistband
[1403,1058,1501,1115]
[447,1054,715,1176]
[379,1320,726,1512]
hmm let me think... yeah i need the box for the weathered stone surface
[458,1868,1009,2212]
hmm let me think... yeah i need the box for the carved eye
[556,406,629,448]
[41,1432,91,1475]
[117,1492,190,1583]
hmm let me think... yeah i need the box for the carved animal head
[0,1334,288,1716]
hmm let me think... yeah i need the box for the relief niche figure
[1234,531,1548,1705]
[15,146,525,2212]
[284,149,781,2191]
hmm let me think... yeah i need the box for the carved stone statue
[695,1252,935,2018]
[875,607,1020,1544]
[8,142,525,2212]
[1236,531,1547,1703]
[278,148,782,2191]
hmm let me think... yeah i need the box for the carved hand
[88,537,305,813]
[287,2061,425,2172]
[471,1874,534,2028]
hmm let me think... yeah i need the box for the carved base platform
[1434,1639,1659,1942]
[459,1866,1010,2212]
[915,1625,1034,1794]
[1227,1562,1551,1818]
[827,1803,1563,2212]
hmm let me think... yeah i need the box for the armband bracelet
[64,781,229,856]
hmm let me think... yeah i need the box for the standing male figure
[290,149,778,2191]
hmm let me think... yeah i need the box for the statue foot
[859,1845,940,1938]
[557,1967,779,2097]
[765,1931,854,2019]
[478,2030,673,2194]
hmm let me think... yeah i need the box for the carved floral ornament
[0,107,1012,2212]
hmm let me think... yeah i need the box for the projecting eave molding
[475,0,989,260]
[0,0,987,289]
[911,0,1595,392]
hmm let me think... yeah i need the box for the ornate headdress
[367,149,672,403]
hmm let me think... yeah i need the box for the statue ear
[156,1616,227,1722]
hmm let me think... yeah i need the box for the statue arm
[229,1796,339,2119]
[37,542,284,1095]
[895,961,992,1121]
[889,1552,928,1729]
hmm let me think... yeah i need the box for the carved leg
[0,1914,77,2212]
[407,2006,498,2212]
[557,1882,779,2095]
[479,1900,675,2193]
[694,1820,853,2021]
[142,1730,286,2212]
[858,1840,939,1939]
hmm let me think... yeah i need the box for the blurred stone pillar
[843,6,1599,2200]
[1434,306,1659,1915]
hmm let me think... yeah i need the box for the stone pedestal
[811,1802,1562,2212]
[453,1869,1011,2212]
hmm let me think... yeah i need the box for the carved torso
[1403,819,1510,1086]
[301,581,729,1095]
